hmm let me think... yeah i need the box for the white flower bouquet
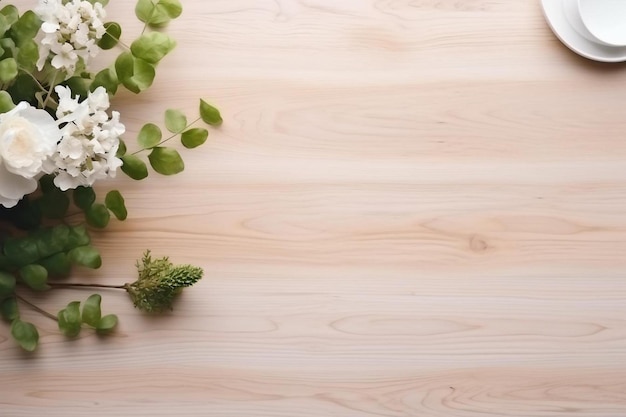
[0,0,221,351]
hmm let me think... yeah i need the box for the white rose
[0,102,62,207]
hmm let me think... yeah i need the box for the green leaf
[91,66,118,94]
[115,52,155,94]
[105,190,127,221]
[11,319,39,351]
[0,57,17,83]
[130,32,176,64]
[136,0,182,27]
[39,253,71,277]
[158,0,183,18]
[57,301,81,337]
[10,11,40,46]
[73,186,96,210]
[137,123,162,149]
[1,297,18,321]
[86,0,109,6]
[199,99,222,126]
[16,39,38,71]
[19,264,49,291]
[98,21,121,50]
[165,109,187,133]
[86,203,110,228]
[68,245,102,269]
[97,314,118,333]
[0,272,15,297]
[0,5,19,27]
[135,0,156,23]
[181,127,208,149]
[148,147,184,175]
[116,139,127,157]
[3,237,38,267]
[0,37,15,59]
[63,76,89,100]
[65,225,91,250]
[0,90,15,113]
[0,14,8,39]
[82,294,102,328]
[121,154,149,180]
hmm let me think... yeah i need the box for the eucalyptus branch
[131,116,202,155]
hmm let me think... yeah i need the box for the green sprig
[125,251,203,313]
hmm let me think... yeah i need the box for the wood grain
[2,0,626,415]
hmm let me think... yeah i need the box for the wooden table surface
[3,0,626,416]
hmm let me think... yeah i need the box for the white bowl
[578,0,626,46]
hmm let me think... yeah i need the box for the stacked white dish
[542,0,626,62]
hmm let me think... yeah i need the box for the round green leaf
[86,203,110,228]
[130,32,176,64]
[1,5,19,27]
[0,37,15,58]
[10,11,41,46]
[39,252,71,277]
[0,14,8,38]
[1,297,18,321]
[148,147,184,175]
[16,39,38,71]
[82,294,102,328]
[68,246,102,269]
[137,123,162,149]
[159,0,183,18]
[105,190,127,221]
[136,0,182,27]
[73,186,96,210]
[0,57,17,83]
[65,225,91,250]
[165,109,187,133]
[121,155,149,180]
[19,264,49,291]
[98,21,121,50]
[58,301,81,337]
[97,314,118,333]
[3,236,38,267]
[115,52,155,94]
[0,272,15,297]
[199,99,222,126]
[91,66,118,94]
[11,319,39,351]
[0,90,15,113]
[135,0,156,23]
[181,128,208,149]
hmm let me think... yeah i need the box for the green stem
[15,294,57,322]
[131,116,202,155]
[18,68,47,93]
[48,282,127,290]
[42,71,60,109]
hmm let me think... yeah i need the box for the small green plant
[0,0,218,351]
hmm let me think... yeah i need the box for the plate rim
[541,0,626,63]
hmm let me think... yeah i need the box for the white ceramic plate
[578,0,626,47]
[541,0,626,62]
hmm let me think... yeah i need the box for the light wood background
[3,0,626,415]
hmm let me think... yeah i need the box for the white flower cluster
[46,86,125,191]
[36,0,107,75]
